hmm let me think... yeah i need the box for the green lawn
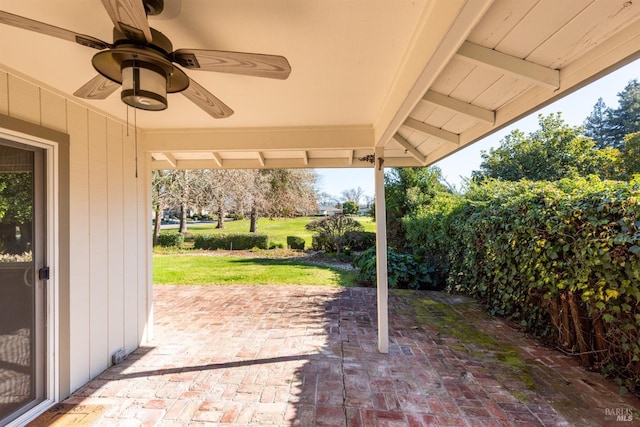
[155,216,372,286]
[183,216,376,248]
[154,253,356,286]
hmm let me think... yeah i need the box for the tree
[342,200,359,215]
[243,169,318,233]
[475,113,620,182]
[607,79,640,149]
[202,169,249,229]
[582,79,640,149]
[621,132,640,178]
[583,97,613,148]
[384,167,449,249]
[262,169,318,218]
[341,187,365,205]
[0,171,33,254]
[162,169,211,234]
[316,191,338,207]
[151,170,170,245]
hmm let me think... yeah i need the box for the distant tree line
[152,168,317,244]
[474,79,639,183]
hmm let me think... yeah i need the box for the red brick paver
[34,285,639,426]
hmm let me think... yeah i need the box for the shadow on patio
[30,285,638,426]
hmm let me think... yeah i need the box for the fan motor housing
[91,26,190,95]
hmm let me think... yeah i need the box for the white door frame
[1,128,60,426]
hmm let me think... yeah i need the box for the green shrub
[306,215,364,253]
[270,242,285,249]
[157,232,184,248]
[407,176,640,393]
[342,200,359,215]
[352,247,436,290]
[194,233,269,250]
[344,231,376,251]
[286,236,305,250]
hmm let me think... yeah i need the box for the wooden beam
[348,150,354,165]
[143,126,374,152]
[257,152,265,167]
[211,152,223,167]
[149,157,374,170]
[403,117,459,146]
[422,90,495,124]
[456,41,560,89]
[163,153,177,168]
[302,151,309,165]
[392,133,426,164]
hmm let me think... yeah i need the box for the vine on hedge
[404,176,640,394]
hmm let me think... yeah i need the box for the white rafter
[456,41,560,89]
[392,133,426,164]
[163,153,177,168]
[212,152,223,167]
[403,117,459,146]
[422,90,495,124]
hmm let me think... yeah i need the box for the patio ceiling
[1,0,639,170]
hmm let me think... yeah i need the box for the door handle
[24,266,33,288]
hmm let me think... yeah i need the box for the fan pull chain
[133,58,139,178]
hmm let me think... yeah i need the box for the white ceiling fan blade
[0,10,110,50]
[181,78,234,119]
[173,49,291,80]
[74,75,120,99]
[100,0,152,43]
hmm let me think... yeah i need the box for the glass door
[0,142,45,424]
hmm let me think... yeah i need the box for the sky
[315,58,639,198]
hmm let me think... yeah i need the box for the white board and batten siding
[0,68,151,395]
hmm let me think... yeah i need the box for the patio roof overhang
[2,0,640,355]
[1,0,638,170]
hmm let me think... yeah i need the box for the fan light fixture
[121,60,168,110]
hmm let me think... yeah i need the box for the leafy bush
[352,247,436,290]
[343,231,376,251]
[406,176,640,393]
[342,200,359,215]
[157,233,184,248]
[270,242,285,249]
[286,236,305,250]
[306,215,363,253]
[194,233,269,250]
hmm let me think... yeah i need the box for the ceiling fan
[0,0,291,118]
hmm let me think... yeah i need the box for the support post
[374,147,389,353]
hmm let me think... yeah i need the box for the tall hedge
[404,176,640,393]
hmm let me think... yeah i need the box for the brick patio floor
[32,285,639,426]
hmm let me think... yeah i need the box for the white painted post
[374,147,389,353]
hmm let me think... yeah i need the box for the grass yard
[182,216,376,248]
[154,216,372,286]
[154,252,357,286]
